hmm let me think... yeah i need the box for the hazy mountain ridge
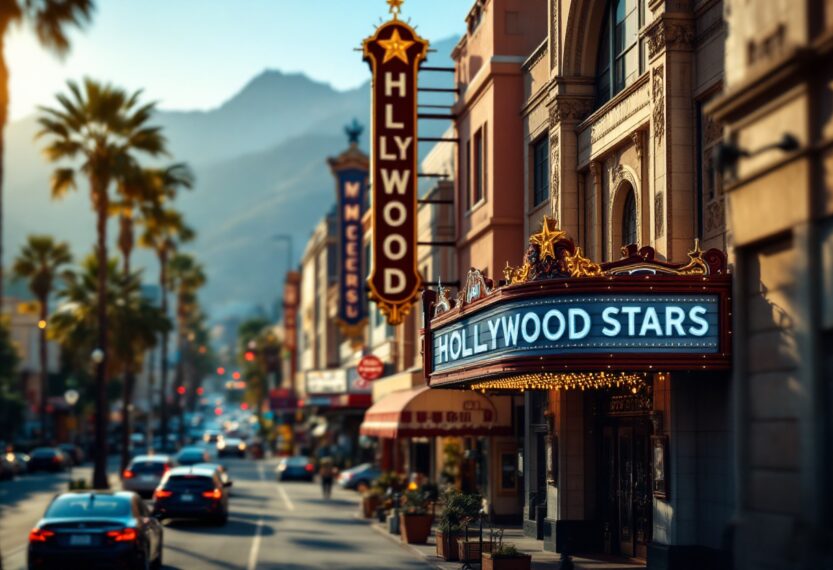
[5,36,459,313]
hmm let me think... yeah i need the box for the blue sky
[7,0,468,120]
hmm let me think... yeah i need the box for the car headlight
[217,441,226,450]
[238,443,246,451]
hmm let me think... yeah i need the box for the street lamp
[90,349,104,364]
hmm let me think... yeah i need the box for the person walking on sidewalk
[319,457,335,499]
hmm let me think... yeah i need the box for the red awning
[360,386,512,439]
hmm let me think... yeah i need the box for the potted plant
[361,486,383,518]
[436,490,482,561]
[481,541,531,570]
[399,489,433,544]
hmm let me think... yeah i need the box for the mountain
[4,35,459,315]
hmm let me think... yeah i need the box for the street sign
[357,354,385,382]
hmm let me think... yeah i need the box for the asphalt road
[0,458,430,570]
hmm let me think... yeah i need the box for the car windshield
[177,451,205,464]
[46,495,130,518]
[164,475,215,491]
[130,461,167,474]
[31,448,56,458]
[285,457,309,466]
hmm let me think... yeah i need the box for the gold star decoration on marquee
[387,0,404,18]
[378,28,414,64]
[528,216,566,261]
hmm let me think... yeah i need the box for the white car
[122,455,174,498]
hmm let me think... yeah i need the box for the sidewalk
[365,518,646,570]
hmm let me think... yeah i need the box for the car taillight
[122,469,134,479]
[305,464,314,472]
[52,456,60,463]
[154,489,173,499]
[29,529,55,543]
[163,465,171,473]
[106,528,137,542]
[202,488,223,500]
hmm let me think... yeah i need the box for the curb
[363,519,446,570]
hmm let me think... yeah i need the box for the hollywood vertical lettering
[363,17,428,325]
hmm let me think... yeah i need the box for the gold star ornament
[529,216,566,261]
[378,28,414,64]
[387,0,404,17]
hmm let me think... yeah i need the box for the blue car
[337,463,381,490]
[275,456,315,482]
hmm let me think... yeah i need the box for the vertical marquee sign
[329,120,369,340]
[363,0,429,325]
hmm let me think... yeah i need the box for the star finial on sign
[378,28,414,64]
[529,216,566,261]
[387,0,404,18]
[344,118,363,145]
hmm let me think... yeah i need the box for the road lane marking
[258,463,265,481]
[276,484,295,511]
[246,518,264,570]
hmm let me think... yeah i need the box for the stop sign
[357,354,385,382]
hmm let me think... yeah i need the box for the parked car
[7,451,30,475]
[216,437,246,458]
[337,463,381,490]
[0,455,14,480]
[27,491,163,570]
[58,444,84,466]
[275,456,315,482]
[122,455,174,499]
[28,448,68,473]
[151,466,229,525]
[192,463,232,488]
[175,446,213,466]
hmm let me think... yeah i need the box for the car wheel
[215,513,228,526]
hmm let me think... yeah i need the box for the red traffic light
[244,351,255,362]
[232,371,241,380]
[240,402,249,411]
[217,367,225,375]
[176,386,186,395]
[214,406,223,416]
[196,387,205,395]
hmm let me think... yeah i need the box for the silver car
[121,455,174,498]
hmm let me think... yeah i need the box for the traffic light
[176,386,186,396]
[196,387,205,396]
[217,367,226,375]
[244,351,256,362]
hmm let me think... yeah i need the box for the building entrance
[599,393,653,560]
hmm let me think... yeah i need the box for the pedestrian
[319,457,335,499]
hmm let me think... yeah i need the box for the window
[472,127,485,206]
[596,0,644,106]
[621,189,637,246]
[532,136,549,207]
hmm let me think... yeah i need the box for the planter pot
[481,552,532,570]
[457,538,492,562]
[361,495,380,518]
[399,513,433,544]
[435,531,461,561]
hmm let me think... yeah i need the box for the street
[0,459,430,570]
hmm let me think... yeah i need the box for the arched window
[621,189,637,246]
[596,0,645,106]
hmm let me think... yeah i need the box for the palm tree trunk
[93,180,110,490]
[158,250,169,451]
[120,239,133,473]
[39,299,48,442]
[175,332,186,446]
[0,30,8,311]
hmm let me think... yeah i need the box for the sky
[6,0,469,121]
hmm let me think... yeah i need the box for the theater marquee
[363,1,428,325]
[423,217,732,389]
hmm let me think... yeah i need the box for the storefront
[360,382,522,521]
[423,217,732,568]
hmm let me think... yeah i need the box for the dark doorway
[601,416,652,559]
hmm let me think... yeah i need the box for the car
[27,491,163,570]
[7,451,30,475]
[216,437,246,458]
[0,454,13,480]
[174,446,212,466]
[337,463,381,490]
[192,463,233,488]
[275,456,315,482]
[28,448,68,473]
[121,456,174,499]
[57,444,84,466]
[151,466,229,525]
[202,430,222,445]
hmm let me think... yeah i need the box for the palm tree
[37,78,166,489]
[167,252,205,444]
[11,235,71,441]
[112,164,192,469]
[0,0,94,309]
[50,254,170,461]
[139,205,193,450]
